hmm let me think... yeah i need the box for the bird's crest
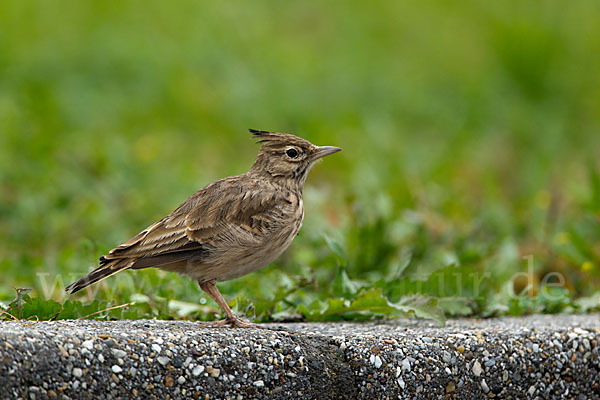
[249,129,312,148]
[249,128,282,142]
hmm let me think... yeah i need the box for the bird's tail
[65,257,133,294]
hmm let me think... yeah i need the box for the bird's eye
[286,148,299,158]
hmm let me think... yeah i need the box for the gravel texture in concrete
[1,315,599,399]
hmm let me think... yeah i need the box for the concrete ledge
[1,315,599,399]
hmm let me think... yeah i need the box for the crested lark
[66,129,341,328]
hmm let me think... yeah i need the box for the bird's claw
[198,316,265,329]
[197,319,230,328]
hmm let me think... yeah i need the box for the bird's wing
[109,177,289,260]
[103,213,198,261]
[185,179,292,245]
[66,177,290,293]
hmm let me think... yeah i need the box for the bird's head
[248,129,341,186]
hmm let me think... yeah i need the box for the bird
[65,129,341,328]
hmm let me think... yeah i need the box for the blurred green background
[1,1,599,321]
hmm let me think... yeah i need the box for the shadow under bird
[66,129,341,328]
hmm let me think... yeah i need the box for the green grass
[1,1,599,323]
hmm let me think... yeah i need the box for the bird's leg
[198,279,263,329]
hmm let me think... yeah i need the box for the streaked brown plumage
[66,129,341,328]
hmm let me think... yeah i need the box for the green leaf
[229,294,255,320]
[2,288,32,319]
[323,234,346,261]
[297,298,327,319]
[22,297,62,320]
[253,275,313,319]
[168,299,213,317]
[575,292,600,312]
[394,295,445,325]
[347,288,391,312]
[437,297,475,317]
[324,297,348,315]
[301,288,444,325]
[332,267,360,299]
[57,300,108,320]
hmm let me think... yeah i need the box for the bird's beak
[313,146,342,160]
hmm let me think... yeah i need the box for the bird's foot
[198,315,265,329]
[227,316,264,329]
[197,319,230,328]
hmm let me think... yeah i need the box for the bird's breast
[189,191,305,283]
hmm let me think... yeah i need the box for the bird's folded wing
[185,182,290,244]
[101,179,289,264]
